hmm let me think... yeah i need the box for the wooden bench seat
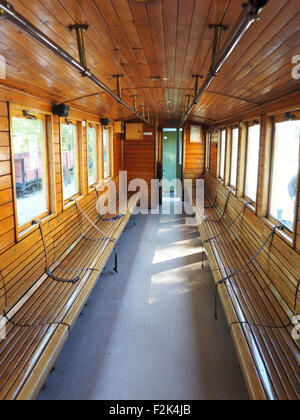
[0,185,137,400]
[191,173,300,400]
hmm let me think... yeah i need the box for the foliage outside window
[12,114,48,229]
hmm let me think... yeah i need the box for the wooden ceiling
[0,0,299,124]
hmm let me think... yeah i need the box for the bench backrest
[0,178,120,313]
[204,172,300,318]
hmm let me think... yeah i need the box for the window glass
[270,120,300,232]
[230,127,239,188]
[219,129,226,179]
[190,125,202,143]
[206,132,211,170]
[62,123,79,200]
[12,116,48,227]
[87,125,97,186]
[245,124,260,202]
[103,128,111,179]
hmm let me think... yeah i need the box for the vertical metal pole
[69,24,89,70]
[192,75,203,103]
[186,95,192,110]
[209,24,228,66]
[131,95,137,112]
[114,246,118,274]
[113,74,124,99]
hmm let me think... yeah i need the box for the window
[244,123,260,203]
[87,124,98,187]
[230,127,239,188]
[269,119,300,232]
[219,129,226,180]
[190,125,202,143]
[206,131,211,170]
[12,110,49,229]
[61,121,79,201]
[103,128,111,179]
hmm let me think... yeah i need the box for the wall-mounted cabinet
[114,121,125,134]
[126,123,143,140]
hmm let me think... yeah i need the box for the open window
[61,119,80,202]
[87,123,98,187]
[230,126,239,189]
[269,115,300,234]
[244,122,260,204]
[219,128,226,180]
[11,108,50,232]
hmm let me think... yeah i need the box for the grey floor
[38,199,249,400]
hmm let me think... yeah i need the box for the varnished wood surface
[192,173,300,400]
[184,124,205,180]
[124,123,155,205]
[0,183,138,400]
[0,1,298,123]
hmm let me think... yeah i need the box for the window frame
[218,127,226,181]
[86,121,100,189]
[10,105,51,236]
[243,120,261,206]
[102,125,114,180]
[61,118,81,205]
[205,130,211,171]
[229,125,240,190]
[267,112,300,238]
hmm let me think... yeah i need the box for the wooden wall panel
[209,142,218,179]
[124,124,155,206]
[183,124,205,181]
[0,85,123,312]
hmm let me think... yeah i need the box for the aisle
[38,202,249,400]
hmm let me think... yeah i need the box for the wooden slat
[192,173,300,400]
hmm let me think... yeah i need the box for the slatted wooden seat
[191,172,300,400]
[0,183,137,400]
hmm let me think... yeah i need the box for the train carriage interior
[0,0,299,402]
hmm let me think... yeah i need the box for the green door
[162,129,178,193]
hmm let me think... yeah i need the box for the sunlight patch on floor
[152,237,202,264]
[148,261,204,305]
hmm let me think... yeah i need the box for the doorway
[162,128,183,197]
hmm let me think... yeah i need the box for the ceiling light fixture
[150,76,168,82]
